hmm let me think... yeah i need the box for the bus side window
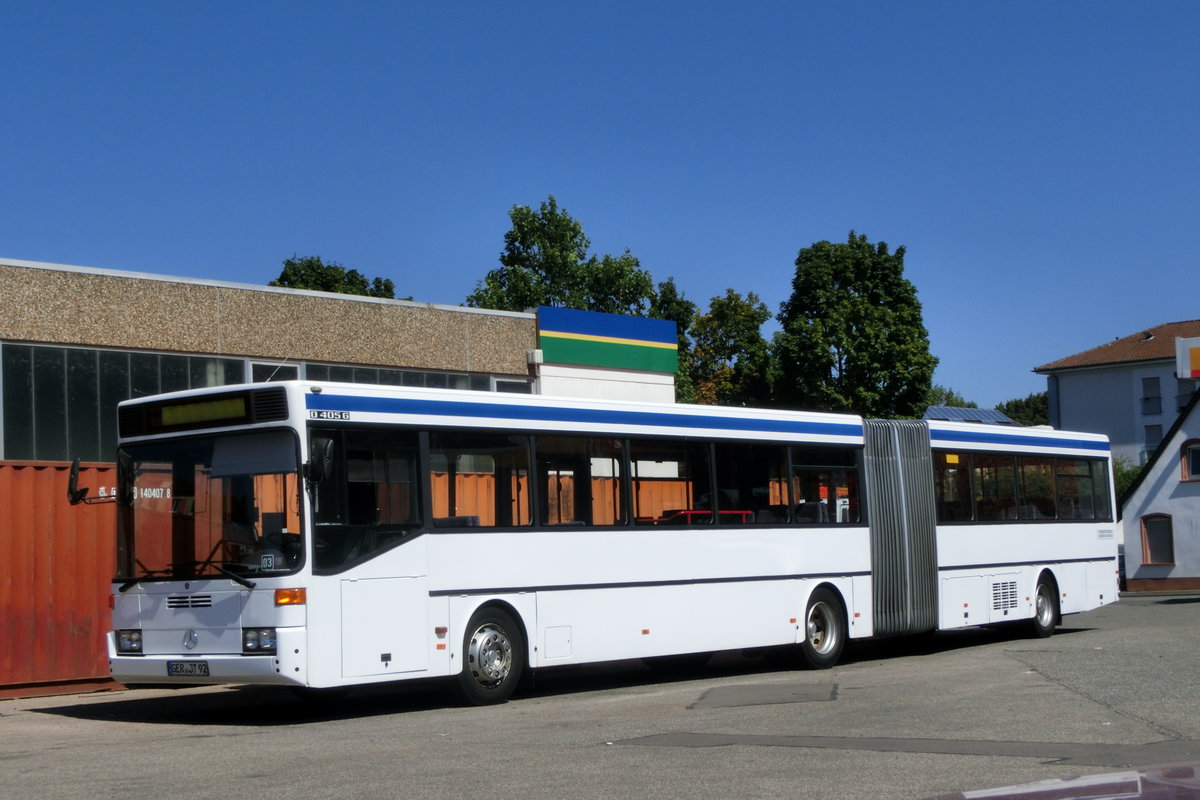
[429,431,531,527]
[630,439,712,525]
[311,428,420,570]
[933,451,972,521]
[1018,456,1056,520]
[712,442,788,524]
[788,445,860,524]
[974,453,1018,521]
[535,435,626,526]
[1056,458,1110,521]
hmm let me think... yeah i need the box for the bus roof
[117,380,1109,456]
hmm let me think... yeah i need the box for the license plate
[167,661,210,677]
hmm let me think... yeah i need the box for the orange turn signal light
[274,588,307,606]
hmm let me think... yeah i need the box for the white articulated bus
[73,381,1119,704]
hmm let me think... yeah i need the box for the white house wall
[1053,365,1176,465]
[1121,409,1200,590]
[1053,368,1136,462]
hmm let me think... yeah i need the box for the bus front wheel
[457,607,525,705]
[800,587,846,669]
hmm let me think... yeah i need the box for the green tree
[996,392,1049,426]
[691,290,771,406]
[1113,456,1143,501]
[466,195,655,314]
[649,277,699,403]
[927,385,978,408]
[772,231,937,418]
[269,255,396,298]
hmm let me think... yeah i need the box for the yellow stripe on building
[539,330,678,350]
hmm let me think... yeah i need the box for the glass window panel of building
[2,343,531,463]
[2,344,245,462]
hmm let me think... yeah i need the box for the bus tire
[457,607,525,705]
[1029,576,1059,638]
[800,587,846,669]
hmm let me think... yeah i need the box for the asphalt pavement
[2,592,1197,800]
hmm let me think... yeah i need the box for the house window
[1141,514,1174,566]
[1183,440,1200,482]
[1142,425,1164,463]
[1141,377,1162,416]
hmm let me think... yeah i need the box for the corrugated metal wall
[0,461,115,689]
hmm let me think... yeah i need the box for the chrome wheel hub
[807,601,839,655]
[467,623,512,687]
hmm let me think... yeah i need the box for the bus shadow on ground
[31,681,458,726]
[843,623,1092,662]
[33,653,806,727]
[32,623,1089,727]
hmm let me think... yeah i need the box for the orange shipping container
[0,462,116,691]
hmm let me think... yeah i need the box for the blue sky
[2,1,1196,408]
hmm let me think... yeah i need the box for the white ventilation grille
[991,581,1018,611]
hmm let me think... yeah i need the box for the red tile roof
[1035,320,1200,373]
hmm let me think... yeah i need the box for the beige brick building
[0,257,537,462]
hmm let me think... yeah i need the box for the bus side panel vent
[251,386,289,422]
[992,581,1018,611]
[118,405,147,438]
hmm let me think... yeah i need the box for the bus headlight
[242,628,277,655]
[116,629,143,654]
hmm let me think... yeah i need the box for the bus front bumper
[106,628,308,687]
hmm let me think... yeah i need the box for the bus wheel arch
[456,602,527,705]
[800,584,847,669]
[1029,570,1060,638]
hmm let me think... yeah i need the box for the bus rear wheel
[1029,577,1059,638]
[800,587,846,669]
[457,607,525,705]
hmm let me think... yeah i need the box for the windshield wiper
[121,561,257,591]
[118,560,172,593]
[179,542,258,590]
[118,575,156,593]
[190,560,257,590]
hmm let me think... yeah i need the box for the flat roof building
[0,257,539,462]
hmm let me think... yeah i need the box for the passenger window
[789,445,860,524]
[1056,459,1110,521]
[933,451,972,521]
[535,435,626,526]
[1018,457,1056,519]
[974,453,1017,521]
[712,442,788,524]
[429,431,531,527]
[630,439,713,525]
[311,428,420,570]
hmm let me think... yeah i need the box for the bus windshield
[116,430,303,584]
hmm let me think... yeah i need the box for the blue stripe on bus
[306,393,863,438]
[930,428,1109,452]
